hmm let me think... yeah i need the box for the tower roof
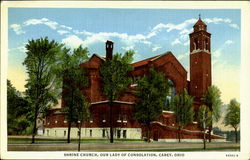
[193,17,207,27]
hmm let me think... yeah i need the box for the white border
[1,1,250,160]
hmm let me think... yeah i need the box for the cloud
[61,35,84,49]
[204,17,231,24]
[73,30,93,36]
[10,24,25,35]
[122,45,134,51]
[229,23,240,30]
[225,40,234,45]
[177,52,189,60]
[183,41,189,46]
[57,30,70,35]
[204,17,239,30]
[214,49,222,58]
[17,45,27,53]
[153,18,196,32]
[179,28,192,40]
[152,46,162,52]
[23,18,59,30]
[60,25,72,30]
[171,39,181,46]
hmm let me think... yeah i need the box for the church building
[44,17,224,142]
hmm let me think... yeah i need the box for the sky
[8,8,240,105]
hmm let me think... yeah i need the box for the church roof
[132,53,167,68]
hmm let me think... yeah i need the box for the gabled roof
[132,52,168,68]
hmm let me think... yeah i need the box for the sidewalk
[8,142,240,151]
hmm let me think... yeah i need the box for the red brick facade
[45,18,224,141]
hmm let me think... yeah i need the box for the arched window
[194,38,199,50]
[165,79,176,110]
[205,38,209,51]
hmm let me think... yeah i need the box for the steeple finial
[199,14,201,19]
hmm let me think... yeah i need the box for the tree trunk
[78,123,82,151]
[67,89,74,143]
[235,127,238,143]
[203,130,206,149]
[109,100,113,143]
[208,125,212,143]
[178,126,181,143]
[31,107,38,144]
[67,122,71,143]
[147,123,151,143]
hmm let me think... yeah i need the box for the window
[117,114,121,122]
[64,131,66,136]
[117,130,121,139]
[165,79,175,110]
[90,130,92,137]
[123,114,127,121]
[47,130,49,136]
[102,114,106,122]
[123,130,127,139]
[89,116,93,123]
[102,129,106,138]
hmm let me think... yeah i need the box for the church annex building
[44,17,224,142]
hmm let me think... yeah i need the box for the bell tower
[189,15,211,104]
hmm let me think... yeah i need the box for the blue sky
[8,8,240,104]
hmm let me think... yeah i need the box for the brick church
[44,17,224,142]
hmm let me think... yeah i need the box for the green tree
[100,50,134,143]
[7,80,30,135]
[198,105,212,149]
[134,68,170,142]
[171,89,194,142]
[224,99,240,143]
[202,85,222,142]
[56,46,89,143]
[23,37,64,143]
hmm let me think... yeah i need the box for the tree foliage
[7,80,30,135]
[171,89,194,142]
[56,45,89,143]
[134,67,170,142]
[224,99,240,143]
[202,85,222,122]
[23,37,64,143]
[100,50,134,101]
[100,50,134,143]
[198,105,212,149]
[201,85,222,142]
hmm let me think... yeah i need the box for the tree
[202,85,222,142]
[171,89,194,142]
[198,105,212,149]
[134,68,170,142]
[7,80,30,135]
[100,50,134,143]
[224,99,240,143]
[56,46,89,143]
[23,37,64,143]
[76,97,90,151]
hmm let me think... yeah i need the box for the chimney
[106,40,113,60]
